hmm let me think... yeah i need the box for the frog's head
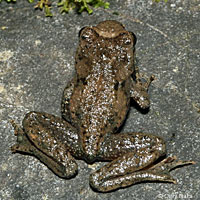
[78,20,137,51]
[76,21,137,81]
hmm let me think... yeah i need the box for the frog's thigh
[90,133,168,192]
[13,111,78,178]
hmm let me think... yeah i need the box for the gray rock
[0,1,199,199]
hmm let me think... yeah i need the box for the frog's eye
[79,27,98,43]
[78,26,86,37]
[118,32,134,46]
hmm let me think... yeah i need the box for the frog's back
[68,20,135,161]
[69,66,130,161]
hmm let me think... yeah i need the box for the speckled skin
[11,21,195,192]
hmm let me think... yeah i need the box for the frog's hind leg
[11,111,79,178]
[89,133,195,192]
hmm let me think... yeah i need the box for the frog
[11,20,195,192]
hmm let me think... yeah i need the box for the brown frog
[11,20,195,192]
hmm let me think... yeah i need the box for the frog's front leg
[11,111,81,178]
[90,133,195,192]
[131,67,155,109]
[61,77,76,123]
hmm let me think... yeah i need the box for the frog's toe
[149,156,195,173]
[10,120,34,154]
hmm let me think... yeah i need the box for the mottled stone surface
[0,0,199,199]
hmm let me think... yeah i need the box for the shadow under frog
[11,20,195,192]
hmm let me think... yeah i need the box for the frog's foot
[10,120,34,153]
[147,156,195,176]
[89,154,195,192]
[10,114,78,179]
[138,156,195,187]
[131,67,155,109]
